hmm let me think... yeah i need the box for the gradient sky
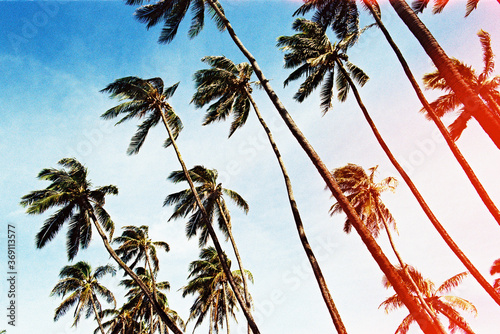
[1,1,500,333]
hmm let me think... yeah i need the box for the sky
[1,0,500,333]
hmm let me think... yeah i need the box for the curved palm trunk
[205,1,437,332]
[336,58,500,307]
[376,206,444,331]
[360,2,500,307]
[215,200,252,334]
[158,108,261,334]
[246,90,348,333]
[90,293,107,334]
[387,0,500,149]
[364,0,500,228]
[85,205,183,334]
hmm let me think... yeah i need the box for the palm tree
[422,30,500,141]
[50,261,116,334]
[191,55,347,332]
[381,266,477,334]
[279,14,500,307]
[125,2,441,331]
[387,0,500,149]
[182,247,251,334]
[101,76,257,333]
[114,224,171,332]
[165,165,254,332]
[20,158,182,334]
[411,0,500,16]
[330,164,448,330]
[120,267,184,334]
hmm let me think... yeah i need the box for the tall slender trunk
[376,206,444,332]
[336,57,500,307]
[362,1,500,306]
[205,1,437,332]
[90,294,107,334]
[364,0,500,228]
[387,0,500,149]
[159,107,261,334]
[246,90,347,333]
[145,253,157,334]
[223,282,230,334]
[215,200,252,334]
[335,59,446,333]
[85,204,183,334]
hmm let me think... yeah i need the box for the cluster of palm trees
[20,0,500,333]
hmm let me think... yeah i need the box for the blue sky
[1,0,500,333]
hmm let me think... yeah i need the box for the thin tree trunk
[85,205,184,334]
[205,1,437,332]
[376,206,444,332]
[388,0,500,149]
[215,200,252,334]
[145,253,157,334]
[223,283,230,334]
[362,1,500,306]
[159,108,261,334]
[90,294,107,334]
[246,90,348,334]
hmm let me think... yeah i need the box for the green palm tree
[50,261,116,334]
[20,158,180,334]
[120,267,184,334]
[182,247,252,334]
[412,0,500,16]
[422,30,500,141]
[387,0,500,148]
[381,266,477,334]
[101,76,256,333]
[114,224,171,330]
[165,165,253,332]
[125,2,441,331]
[192,54,347,333]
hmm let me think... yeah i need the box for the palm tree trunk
[223,283,230,334]
[387,0,500,149]
[205,1,437,332]
[90,294,107,334]
[158,107,261,334]
[145,251,159,334]
[363,0,500,229]
[351,4,500,307]
[215,199,252,334]
[246,90,348,333]
[376,206,445,333]
[85,204,184,334]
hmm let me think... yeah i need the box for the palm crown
[20,158,117,260]
[164,165,248,247]
[101,76,183,155]
[192,56,255,137]
[50,261,116,328]
[127,0,226,44]
[422,30,500,141]
[277,18,369,114]
[329,163,397,238]
[380,266,477,334]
